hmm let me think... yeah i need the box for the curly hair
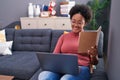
[69,4,92,24]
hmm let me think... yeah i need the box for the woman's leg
[60,66,91,80]
[38,71,61,80]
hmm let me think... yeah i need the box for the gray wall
[106,0,120,80]
[0,0,89,28]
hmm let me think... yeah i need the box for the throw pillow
[64,31,69,34]
[0,41,13,55]
[0,29,6,42]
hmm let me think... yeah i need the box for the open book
[78,26,102,53]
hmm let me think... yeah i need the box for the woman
[38,4,98,80]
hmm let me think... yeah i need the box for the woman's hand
[88,45,98,65]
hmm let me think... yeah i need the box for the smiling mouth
[73,27,81,30]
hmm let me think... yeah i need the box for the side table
[0,75,14,80]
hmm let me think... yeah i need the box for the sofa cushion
[90,58,108,80]
[30,68,42,80]
[0,51,40,79]
[0,29,6,42]
[0,41,13,55]
[13,29,52,52]
[0,28,15,55]
[97,31,104,58]
[5,28,15,41]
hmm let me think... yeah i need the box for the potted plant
[87,0,110,30]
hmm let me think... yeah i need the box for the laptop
[36,52,79,75]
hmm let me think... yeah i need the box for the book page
[78,26,101,53]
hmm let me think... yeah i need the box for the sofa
[0,28,107,80]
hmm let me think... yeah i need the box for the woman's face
[71,13,86,33]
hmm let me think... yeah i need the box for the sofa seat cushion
[0,51,40,79]
[13,29,52,52]
[91,58,108,80]
[30,68,42,80]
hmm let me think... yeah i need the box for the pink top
[53,32,90,66]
